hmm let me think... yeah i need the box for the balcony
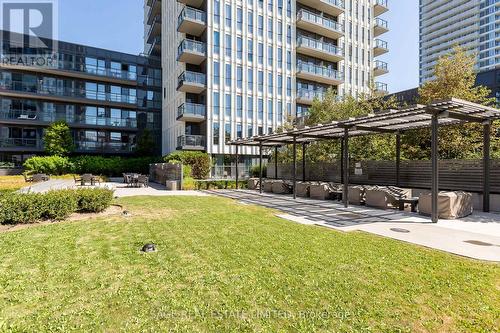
[296,0,344,17]
[374,0,389,17]
[374,18,388,37]
[296,9,344,39]
[0,138,43,151]
[296,36,344,62]
[146,36,161,57]
[177,39,206,65]
[146,0,161,25]
[296,63,343,85]
[178,0,204,8]
[374,60,388,76]
[146,14,161,44]
[177,71,206,93]
[177,6,206,36]
[373,39,388,57]
[177,102,206,122]
[177,135,205,151]
[75,141,135,154]
[296,89,326,105]
[374,82,388,94]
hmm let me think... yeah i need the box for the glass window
[247,40,253,62]
[258,98,263,120]
[225,123,231,142]
[237,37,243,60]
[225,93,231,117]
[225,64,231,87]
[268,45,273,66]
[225,34,231,57]
[258,71,263,93]
[247,96,253,119]
[268,73,273,94]
[225,4,231,28]
[277,75,282,96]
[268,18,273,40]
[237,7,243,31]
[248,11,253,34]
[258,43,263,64]
[214,61,220,85]
[237,66,243,89]
[214,31,220,55]
[248,68,253,91]
[268,99,273,122]
[277,101,283,123]
[213,123,220,145]
[214,0,220,24]
[111,62,121,77]
[213,92,220,116]
[248,125,253,138]
[237,124,242,139]
[258,15,263,37]
[278,48,283,68]
[237,95,243,117]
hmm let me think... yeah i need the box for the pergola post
[340,138,344,184]
[259,142,263,194]
[302,143,307,182]
[235,144,239,189]
[396,133,401,187]
[274,146,279,180]
[431,112,439,223]
[342,128,349,208]
[483,121,491,212]
[293,136,297,199]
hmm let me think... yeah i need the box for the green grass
[0,196,498,332]
[0,176,25,194]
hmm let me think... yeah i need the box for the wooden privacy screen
[267,160,500,194]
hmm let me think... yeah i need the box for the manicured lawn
[0,196,498,332]
[0,175,26,194]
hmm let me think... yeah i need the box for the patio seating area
[123,173,150,188]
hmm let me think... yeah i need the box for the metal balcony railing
[297,36,343,57]
[297,89,326,101]
[374,60,388,70]
[0,138,42,148]
[177,71,206,87]
[297,9,344,33]
[375,18,388,29]
[375,82,388,92]
[297,62,343,80]
[75,141,135,153]
[177,103,206,118]
[374,39,388,49]
[376,0,388,7]
[325,0,344,8]
[178,6,206,27]
[177,135,205,148]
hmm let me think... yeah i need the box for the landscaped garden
[0,194,498,332]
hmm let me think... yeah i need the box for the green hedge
[0,188,114,224]
[194,180,247,190]
[164,151,211,179]
[23,156,161,176]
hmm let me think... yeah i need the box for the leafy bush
[250,164,267,178]
[0,188,114,224]
[164,151,211,179]
[194,180,247,190]
[23,156,73,175]
[76,188,114,213]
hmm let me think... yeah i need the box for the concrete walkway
[18,179,75,193]
[209,190,500,262]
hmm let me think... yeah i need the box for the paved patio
[208,190,500,262]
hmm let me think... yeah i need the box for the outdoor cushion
[419,191,473,219]
[263,180,275,193]
[365,186,410,209]
[309,182,341,200]
[272,180,293,194]
[296,182,311,197]
[348,185,365,205]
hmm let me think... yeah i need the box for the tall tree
[43,121,74,156]
[405,46,499,160]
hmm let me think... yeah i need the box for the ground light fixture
[141,243,157,253]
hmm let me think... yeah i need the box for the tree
[43,121,74,156]
[405,46,500,160]
[135,129,156,156]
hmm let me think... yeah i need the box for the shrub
[40,190,78,220]
[70,156,160,176]
[250,164,267,178]
[76,188,114,213]
[0,188,114,224]
[23,156,73,175]
[164,151,211,179]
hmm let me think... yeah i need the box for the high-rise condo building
[419,0,500,84]
[145,0,389,175]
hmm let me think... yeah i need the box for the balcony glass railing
[297,36,343,57]
[75,141,135,153]
[375,82,388,92]
[147,14,161,37]
[178,39,206,56]
[375,18,388,29]
[0,138,42,148]
[177,103,206,118]
[324,0,344,8]
[374,60,388,70]
[0,80,137,104]
[177,135,205,148]
[297,9,343,33]
[297,89,326,101]
[178,6,206,27]
[178,71,206,87]
[376,0,388,7]
[297,62,343,80]
[374,39,388,49]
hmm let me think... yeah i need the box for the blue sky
[57,0,419,93]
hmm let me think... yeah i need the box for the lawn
[0,196,498,332]
[0,175,25,194]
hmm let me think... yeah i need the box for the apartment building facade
[145,0,389,173]
[0,31,162,164]
[419,0,500,84]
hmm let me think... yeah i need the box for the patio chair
[296,181,313,198]
[419,191,473,219]
[81,174,94,186]
[263,180,275,193]
[137,175,149,188]
[365,186,411,210]
[73,174,82,185]
[348,185,368,205]
[23,173,33,183]
[272,180,293,194]
[310,182,342,200]
[32,174,49,183]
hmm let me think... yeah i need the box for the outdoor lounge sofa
[272,180,293,194]
[263,180,276,193]
[296,181,314,198]
[247,178,261,190]
[310,182,343,200]
[348,185,368,205]
[365,186,411,210]
[419,191,473,219]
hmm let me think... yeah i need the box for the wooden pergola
[229,98,500,223]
